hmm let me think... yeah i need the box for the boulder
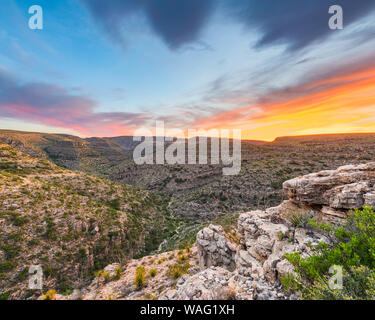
[283,162,375,209]
[326,182,369,209]
[196,224,237,271]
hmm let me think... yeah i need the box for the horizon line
[1,128,375,143]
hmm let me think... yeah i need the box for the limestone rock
[283,162,375,209]
[326,182,369,209]
[196,224,237,271]
[364,191,375,207]
[160,267,231,300]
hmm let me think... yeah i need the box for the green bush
[0,291,11,300]
[107,198,121,211]
[0,260,16,273]
[282,207,375,300]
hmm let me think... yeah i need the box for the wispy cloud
[192,63,375,140]
[0,69,151,136]
[1,59,375,140]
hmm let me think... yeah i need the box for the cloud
[222,0,375,50]
[0,69,151,136]
[1,59,375,140]
[80,0,216,50]
[191,62,375,140]
[81,0,375,51]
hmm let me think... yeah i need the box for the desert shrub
[149,268,157,277]
[135,266,146,289]
[43,216,57,240]
[43,267,57,278]
[167,262,191,279]
[107,198,121,211]
[42,289,57,300]
[16,267,28,281]
[0,291,11,300]
[62,289,73,296]
[0,260,16,273]
[277,231,284,241]
[270,180,283,190]
[143,293,158,300]
[95,270,111,283]
[12,215,29,226]
[287,210,305,228]
[177,254,188,263]
[282,207,375,300]
[3,211,29,226]
[113,266,122,280]
[78,247,87,259]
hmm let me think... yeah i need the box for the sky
[0,0,375,141]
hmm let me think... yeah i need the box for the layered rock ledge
[283,162,375,211]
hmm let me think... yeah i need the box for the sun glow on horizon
[189,65,375,142]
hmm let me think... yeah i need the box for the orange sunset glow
[191,65,375,141]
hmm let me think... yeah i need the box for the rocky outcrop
[160,267,232,300]
[160,264,288,300]
[196,225,237,271]
[54,161,375,301]
[283,162,375,210]
[165,202,329,300]
[162,163,375,300]
[237,209,329,283]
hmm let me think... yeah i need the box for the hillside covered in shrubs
[0,143,173,299]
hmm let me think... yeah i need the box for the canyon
[0,130,375,299]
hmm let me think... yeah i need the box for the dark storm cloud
[80,0,216,49]
[81,0,375,51]
[222,0,375,50]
